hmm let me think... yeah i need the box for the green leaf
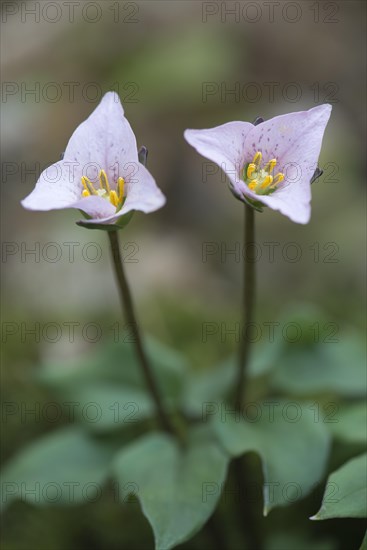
[213,400,330,514]
[112,427,229,550]
[311,453,367,520]
[360,531,367,550]
[65,383,153,432]
[39,337,188,431]
[270,332,366,397]
[329,403,367,444]
[183,341,283,417]
[251,304,366,397]
[183,357,236,417]
[1,426,113,511]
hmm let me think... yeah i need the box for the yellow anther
[117,177,125,200]
[253,151,262,167]
[272,173,285,186]
[247,163,256,179]
[248,180,258,191]
[261,175,273,189]
[99,170,110,192]
[81,176,89,191]
[82,176,97,195]
[82,170,126,209]
[109,190,119,207]
[265,159,277,172]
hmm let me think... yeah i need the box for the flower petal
[122,163,166,214]
[21,161,82,211]
[63,92,138,188]
[243,104,332,223]
[184,122,254,194]
[70,195,116,220]
[78,163,166,226]
[257,189,311,224]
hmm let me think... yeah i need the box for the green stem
[108,230,176,437]
[234,204,256,411]
[233,204,263,550]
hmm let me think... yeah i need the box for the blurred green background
[1,1,366,549]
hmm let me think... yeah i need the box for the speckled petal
[243,104,332,223]
[184,122,254,195]
[21,161,82,211]
[63,91,138,189]
[70,195,116,220]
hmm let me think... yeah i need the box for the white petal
[243,105,332,223]
[70,195,116,220]
[63,92,138,188]
[184,122,254,194]
[258,190,311,224]
[21,161,81,211]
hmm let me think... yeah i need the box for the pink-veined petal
[184,122,254,195]
[257,189,311,224]
[242,104,332,223]
[63,92,138,188]
[120,162,166,216]
[21,161,81,211]
[70,195,116,220]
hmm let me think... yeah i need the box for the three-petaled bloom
[22,92,166,227]
[184,104,332,224]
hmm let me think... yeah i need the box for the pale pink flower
[184,105,332,224]
[22,93,166,226]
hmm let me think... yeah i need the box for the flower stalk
[232,203,263,550]
[108,230,176,436]
[234,203,256,411]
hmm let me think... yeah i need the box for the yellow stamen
[117,177,125,200]
[265,159,277,172]
[272,173,285,186]
[82,176,97,195]
[253,151,262,167]
[246,163,256,179]
[81,176,89,191]
[109,190,119,207]
[81,170,126,209]
[248,180,258,191]
[99,170,110,193]
[261,175,273,189]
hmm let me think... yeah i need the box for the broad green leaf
[38,337,188,431]
[311,453,367,520]
[270,332,365,397]
[113,427,229,550]
[254,304,366,397]
[183,340,284,417]
[1,426,113,511]
[213,400,330,514]
[183,357,236,417]
[329,403,367,444]
[65,383,153,432]
[40,337,187,397]
[360,531,367,550]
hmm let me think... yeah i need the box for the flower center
[243,151,284,196]
[81,170,125,210]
